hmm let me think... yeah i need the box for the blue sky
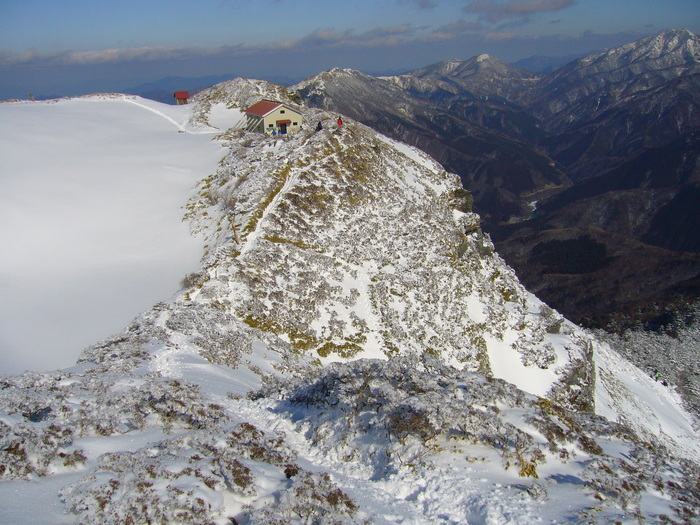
[1,0,699,99]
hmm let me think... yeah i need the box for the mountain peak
[572,27,699,71]
[637,27,699,59]
[407,54,517,78]
[530,28,700,124]
[293,67,378,92]
[647,27,697,45]
[327,66,362,75]
[188,77,302,128]
[394,53,539,100]
[465,53,506,69]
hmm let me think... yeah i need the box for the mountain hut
[174,91,189,105]
[241,99,303,135]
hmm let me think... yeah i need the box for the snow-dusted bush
[180,270,206,290]
[246,471,365,525]
[0,369,228,438]
[61,423,282,523]
[0,356,231,482]
[0,420,84,479]
[256,356,549,477]
[62,449,222,525]
[60,422,363,525]
[254,356,700,521]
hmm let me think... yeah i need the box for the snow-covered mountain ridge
[292,29,700,340]
[528,28,700,129]
[1,84,699,523]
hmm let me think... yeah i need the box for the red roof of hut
[244,100,283,117]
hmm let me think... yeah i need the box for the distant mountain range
[292,28,700,330]
[126,71,410,105]
[124,55,583,106]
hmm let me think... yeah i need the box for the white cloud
[464,0,575,23]
[0,24,434,69]
[398,0,438,8]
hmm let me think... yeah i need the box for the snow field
[593,340,700,459]
[0,96,227,374]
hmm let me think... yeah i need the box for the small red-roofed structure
[174,91,189,105]
[242,99,303,134]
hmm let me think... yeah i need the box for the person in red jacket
[337,116,343,128]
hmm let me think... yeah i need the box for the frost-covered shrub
[61,449,223,525]
[59,421,363,525]
[78,321,154,368]
[540,305,564,334]
[180,270,205,289]
[589,445,700,522]
[61,421,305,524]
[515,340,557,368]
[546,350,596,413]
[0,370,228,437]
[387,403,439,445]
[595,313,700,421]
[148,300,296,372]
[252,356,700,520]
[256,356,548,476]
[0,368,232,495]
[246,471,365,525]
[0,421,82,479]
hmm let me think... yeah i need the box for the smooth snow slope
[0,95,239,374]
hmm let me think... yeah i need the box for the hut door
[276,119,291,134]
